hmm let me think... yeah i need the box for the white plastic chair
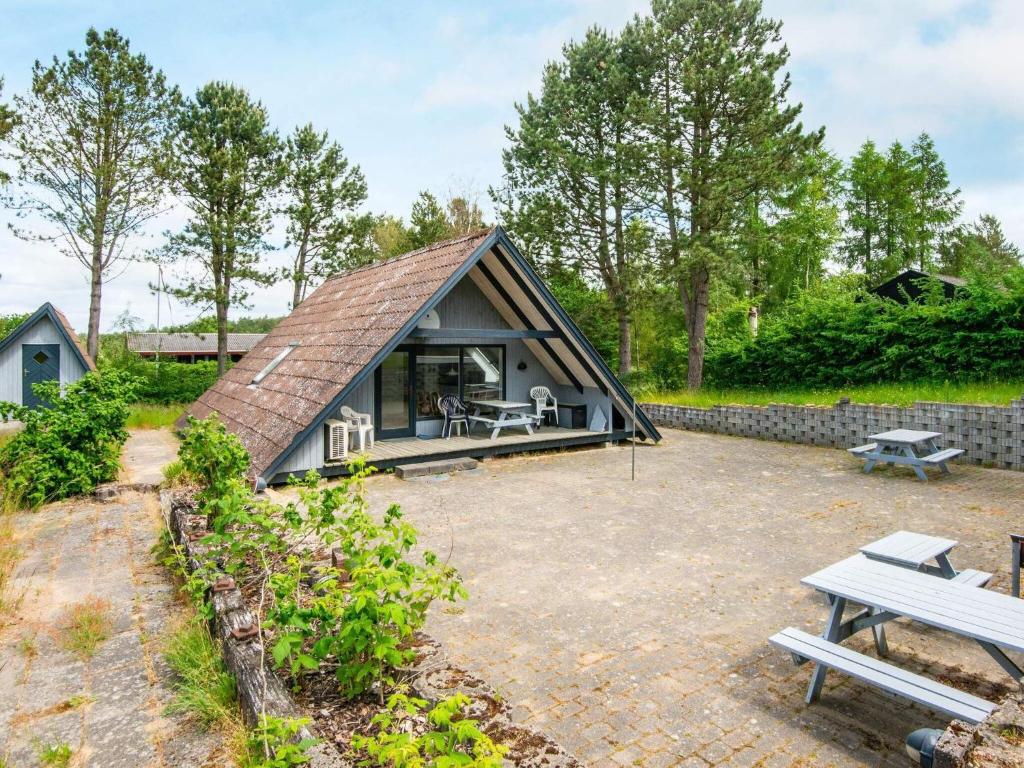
[530,385,558,426]
[340,405,375,451]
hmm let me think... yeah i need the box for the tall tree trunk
[681,267,710,390]
[216,290,228,376]
[291,250,305,309]
[87,244,103,361]
[617,311,631,377]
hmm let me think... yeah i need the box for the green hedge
[134,360,220,405]
[706,273,1024,388]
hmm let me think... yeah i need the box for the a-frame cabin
[186,227,660,485]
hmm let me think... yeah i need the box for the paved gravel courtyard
[363,430,1024,768]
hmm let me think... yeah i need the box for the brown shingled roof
[186,228,494,479]
[51,306,96,371]
[127,332,265,354]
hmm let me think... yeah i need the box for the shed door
[22,344,60,408]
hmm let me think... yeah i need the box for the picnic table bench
[466,399,541,440]
[848,429,964,481]
[770,550,1023,724]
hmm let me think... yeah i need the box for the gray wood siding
[435,277,508,329]
[0,316,88,404]
[275,375,374,475]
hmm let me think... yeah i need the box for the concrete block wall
[641,396,1024,471]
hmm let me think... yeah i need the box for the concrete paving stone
[324,430,1024,766]
[0,489,222,768]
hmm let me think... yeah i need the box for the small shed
[126,332,265,363]
[186,227,660,484]
[870,270,965,304]
[0,303,96,408]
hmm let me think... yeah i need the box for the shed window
[33,350,50,364]
[251,342,298,385]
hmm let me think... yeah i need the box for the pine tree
[908,132,961,271]
[281,123,368,307]
[161,82,283,374]
[635,0,820,388]
[495,27,649,375]
[842,140,887,280]
[939,214,1021,278]
[6,28,177,359]
[0,78,16,185]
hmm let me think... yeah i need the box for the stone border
[934,694,1024,767]
[642,398,1024,470]
[159,490,580,767]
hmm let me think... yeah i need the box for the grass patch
[644,381,1024,409]
[58,596,112,659]
[36,741,72,767]
[0,519,20,623]
[162,459,198,488]
[126,402,185,429]
[163,618,240,731]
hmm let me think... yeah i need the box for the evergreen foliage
[706,273,1024,388]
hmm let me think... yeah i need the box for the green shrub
[135,360,220,405]
[178,416,251,519]
[0,314,29,343]
[0,370,138,509]
[706,272,1024,388]
[352,693,507,767]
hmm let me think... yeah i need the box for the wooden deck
[279,426,622,481]
[366,426,598,462]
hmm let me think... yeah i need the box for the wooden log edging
[159,491,348,768]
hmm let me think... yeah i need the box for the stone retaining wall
[641,397,1024,470]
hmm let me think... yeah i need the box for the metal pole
[631,329,637,481]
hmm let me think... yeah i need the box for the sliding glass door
[375,348,415,438]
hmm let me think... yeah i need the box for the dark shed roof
[870,270,965,303]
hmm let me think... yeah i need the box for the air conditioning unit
[325,419,349,462]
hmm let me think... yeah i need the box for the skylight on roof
[251,342,299,385]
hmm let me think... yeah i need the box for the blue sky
[2,0,1022,331]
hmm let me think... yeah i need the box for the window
[414,345,504,419]
[462,346,503,402]
[250,342,298,385]
[416,346,460,418]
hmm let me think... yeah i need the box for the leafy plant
[179,415,251,521]
[242,715,317,768]
[0,369,138,509]
[36,740,73,767]
[352,693,507,768]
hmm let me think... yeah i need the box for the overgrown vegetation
[353,693,507,767]
[36,741,72,768]
[127,402,185,429]
[163,618,239,730]
[703,276,1024,389]
[58,596,113,659]
[0,519,19,624]
[0,369,137,510]
[160,415,496,765]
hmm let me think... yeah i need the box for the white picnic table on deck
[466,399,540,440]
[850,429,960,481]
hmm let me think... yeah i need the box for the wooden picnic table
[848,429,964,481]
[860,530,959,577]
[770,551,1023,723]
[467,399,540,440]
